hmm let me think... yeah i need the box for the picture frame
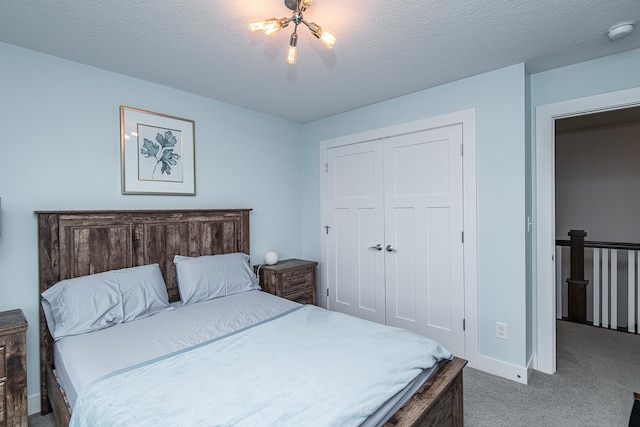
[120,106,196,195]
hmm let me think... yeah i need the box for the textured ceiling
[1,0,639,123]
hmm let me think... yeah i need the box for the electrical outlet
[496,322,508,340]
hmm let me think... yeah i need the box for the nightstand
[0,309,28,427]
[255,259,318,305]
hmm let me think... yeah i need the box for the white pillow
[41,264,173,340]
[174,252,260,305]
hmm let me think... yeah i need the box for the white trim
[319,109,478,366]
[535,87,640,374]
[527,355,535,383]
[594,248,601,327]
[28,392,41,415]
[630,251,637,334]
[461,110,479,368]
[472,354,531,385]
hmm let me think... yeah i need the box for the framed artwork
[120,106,196,195]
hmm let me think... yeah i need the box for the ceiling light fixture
[607,20,636,41]
[248,0,337,65]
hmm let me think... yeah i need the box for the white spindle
[637,253,640,335]
[629,250,636,334]
[556,246,563,319]
[611,249,618,330]
[593,248,600,327]
[602,249,609,328]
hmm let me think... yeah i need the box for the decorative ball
[264,251,279,265]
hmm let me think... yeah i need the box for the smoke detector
[607,21,636,41]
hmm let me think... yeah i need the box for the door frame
[319,109,478,363]
[535,87,640,374]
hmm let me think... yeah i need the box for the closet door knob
[368,244,383,251]
[385,244,397,252]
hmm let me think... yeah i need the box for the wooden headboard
[36,209,251,414]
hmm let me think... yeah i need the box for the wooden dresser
[255,259,318,305]
[0,309,28,427]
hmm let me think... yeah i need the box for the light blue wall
[531,48,640,108]
[301,64,529,367]
[0,42,304,406]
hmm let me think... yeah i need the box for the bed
[37,209,467,426]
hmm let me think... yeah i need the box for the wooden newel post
[566,229,588,323]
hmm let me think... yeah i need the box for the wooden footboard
[385,357,467,427]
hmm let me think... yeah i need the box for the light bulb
[301,0,313,8]
[287,32,298,65]
[247,19,268,32]
[286,45,297,64]
[262,19,283,36]
[317,28,337,49]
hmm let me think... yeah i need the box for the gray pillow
[174,253,260,305]
[41,264,173,340]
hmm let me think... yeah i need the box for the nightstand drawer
[287,290,315,305]
[0,346,4,378]
[282,271,313,296]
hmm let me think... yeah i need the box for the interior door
[383,125,465,356]
[326,141,386,323]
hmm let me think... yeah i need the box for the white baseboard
[28,393,41,415]
[468,354,529,385]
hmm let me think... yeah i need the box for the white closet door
[383,125,465,356]
[326,141,386,323]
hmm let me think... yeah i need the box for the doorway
[535,87,640,374]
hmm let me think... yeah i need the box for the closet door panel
[384,125,465,355]
[387,207,424,325]
[331,208,379,312]
[425,207,453,330]
[354,208,379,311]
[333,208,352,305]
[327,142,385,324]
